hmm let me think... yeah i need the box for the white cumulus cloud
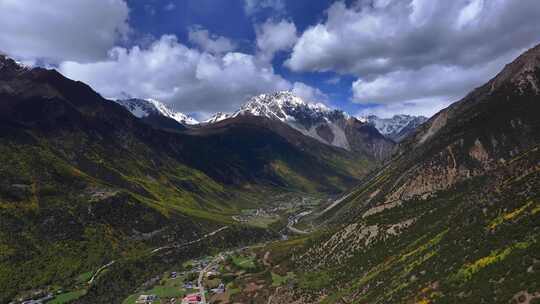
[255,19,298,62]
[292,82,328,104]
[0,0,130,63]
[188,26,236,54]
[59,35,292,115]
[287,0,540,115]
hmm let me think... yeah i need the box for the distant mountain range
[118,92,396,160]
[116,92,427,150]
[364,114,428,142]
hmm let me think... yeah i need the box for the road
[286,193,352,234]
[286,211,311,234]
[318,193,352,217]
[197,255,225,304]
[151,226,229,254]
[88,261,115,284]
[88,226,228,285]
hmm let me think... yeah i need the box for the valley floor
[7,191,342,304]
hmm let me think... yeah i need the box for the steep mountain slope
[184,114,374,187]
[250,45,540,303]
[365,114,428,142]
[205,91,395,161]
[0,55,372,303]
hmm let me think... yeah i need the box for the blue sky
[1,0,539,119]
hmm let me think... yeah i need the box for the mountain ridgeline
[118,92,396,161]
[256,44,540,303]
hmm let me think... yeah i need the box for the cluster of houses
[136,293,207,304]
[134,268,225,304]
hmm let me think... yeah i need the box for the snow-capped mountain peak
[236,91,331,122]
[115,98,199,125]
[214,91,393,157]
[214,91,360,150]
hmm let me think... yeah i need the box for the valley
[0,52,383,303]
[0,6,539,302]
[8,190,344,304]
[90,43,540,304]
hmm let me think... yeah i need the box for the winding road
[88,226,229,285]
[286,211,312,234]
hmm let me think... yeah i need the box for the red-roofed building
[181,293,201,304]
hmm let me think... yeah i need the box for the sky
[1,0,539,119]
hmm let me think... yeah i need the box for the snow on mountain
[219,91,394,158]
[203,112,231,123]
[115,98,199,125]
[364,114,428,142]
[205,91,341,125]
[205,91,356,150]
[234,91,335,123]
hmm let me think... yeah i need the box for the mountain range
[118,91,395,160]
[0,53,394,303]
[1,42,539,304]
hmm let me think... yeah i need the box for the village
[123,193,331,304]
[231,193,324,229]
[123,249,260,304]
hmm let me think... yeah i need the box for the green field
[271,272,295,287]
[231,255,256,270]
[122,271,192,304]
[49,290,87,304]
[76,271,93,283]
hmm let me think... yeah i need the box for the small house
[136,294,158,304]
[181,294,201,304]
